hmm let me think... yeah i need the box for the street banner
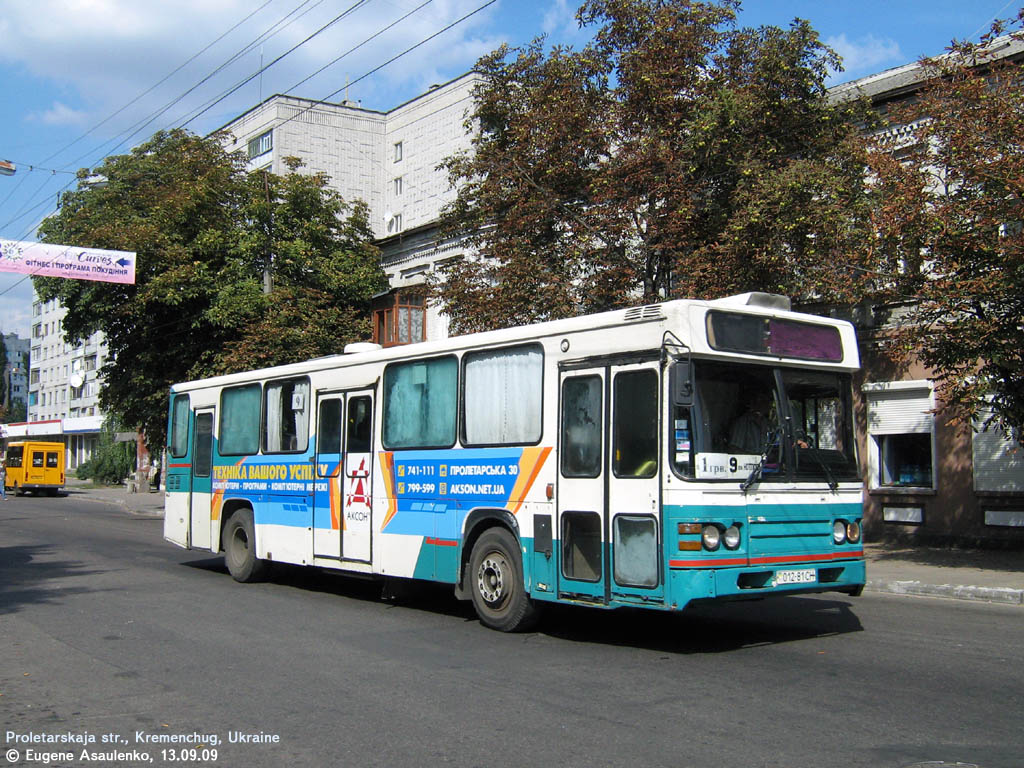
[0,238,136,284]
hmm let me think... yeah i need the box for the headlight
[723,525,741,550]
[846,521,862,543]
[702,525,721,551]
[832,520,848,545]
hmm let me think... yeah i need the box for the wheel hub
[477,553,507,604]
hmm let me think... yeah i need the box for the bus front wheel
[469,527,539,632]
[224,509,269,583]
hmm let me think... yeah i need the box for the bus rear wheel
[224,509,269,583]
[469,527,539,632]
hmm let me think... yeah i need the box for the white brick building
[219,72,482,346]
[18,295,106,467]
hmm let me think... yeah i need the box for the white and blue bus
[163,292,865,631]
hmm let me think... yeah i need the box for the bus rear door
[313,390,374,563]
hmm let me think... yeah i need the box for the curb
[866,579,1024,606]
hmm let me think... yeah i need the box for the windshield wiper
[741,427,780,493]
[799,442,839,491]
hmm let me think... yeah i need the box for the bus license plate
[775,568,816,586]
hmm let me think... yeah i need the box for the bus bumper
[670,558,866,606]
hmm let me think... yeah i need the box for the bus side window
[6,447,23,468]
[46,452,59,468]
[169,395,191,458]
[612,370,658,478]
[347,396,372,453]
[317,399,342,455]
[561,376,602,478]
[32,453,44,468]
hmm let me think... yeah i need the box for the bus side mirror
[670,361,694,407]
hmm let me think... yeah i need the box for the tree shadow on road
[0,544,105,616]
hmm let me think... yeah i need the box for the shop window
[864,381,934,490]
[373,292,425,347]
[876,433,933,487]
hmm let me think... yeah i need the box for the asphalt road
[2,494,1022,768]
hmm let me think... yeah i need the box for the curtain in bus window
[383,357,457,449]
[220,384,261,455]
[265,379,309,452]
[464,347,542,445]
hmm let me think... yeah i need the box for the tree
[35,130,386,451]
[433,0,876,333]
[868,13,1024,437]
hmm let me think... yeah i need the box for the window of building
[972,405,1024,493]
[373,291,425,347]
[393,176,403,196]
[248,130,272,159]
[382,356,457,449]
[864,381,935,489]
[462,345,543,446]
[393,141,403,162]
[387,213,403,235]
[263,377,310,453]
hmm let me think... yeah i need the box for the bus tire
[469,527,539,632]
[224,509,269,583]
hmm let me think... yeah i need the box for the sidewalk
[55,480,1024,606]
[63,477,166,517]
[864,542,1024,606]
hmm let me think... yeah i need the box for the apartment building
[218,72,481,347]
[15,295,107,468]
[2,332,29,419]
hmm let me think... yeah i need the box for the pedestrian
[1,459,6,500]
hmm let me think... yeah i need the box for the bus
[4,440,66,496]
[163,292,865,631]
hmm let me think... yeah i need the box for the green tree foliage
[35,130,386,450]
[868,14,1024,436]
[434,0,875,333]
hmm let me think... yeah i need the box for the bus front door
[313,390,374,563]
[557,361,664,605]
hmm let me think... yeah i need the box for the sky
[0,0,1017,338]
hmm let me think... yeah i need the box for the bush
[76,427,135,484]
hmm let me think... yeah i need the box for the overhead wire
[0,0,493,303]
[64,0,332,171]
[33,0,281,170]
[1,0,328,248]
[176,0,373,129]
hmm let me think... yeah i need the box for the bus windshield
[672,361,858,484]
